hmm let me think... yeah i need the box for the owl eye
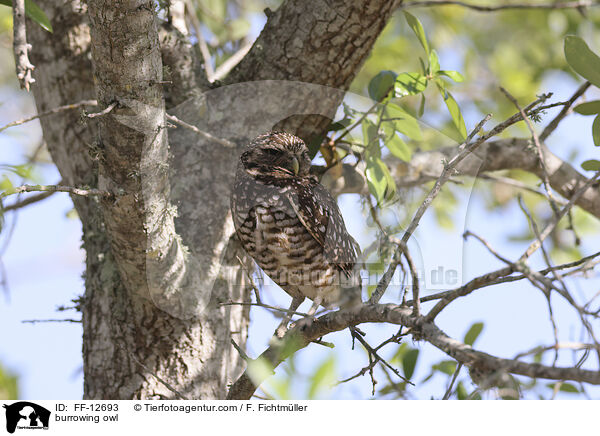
[263,148,281,156]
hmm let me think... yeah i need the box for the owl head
[240,132,312,179]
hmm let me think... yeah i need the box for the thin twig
[12,0,34,91]
[400,0,596,12]
[366,196,420,311]
[540,82,592,142]
[21,318,81,323]
[350,328,414,385]
[1,184,112,200]
[478,174,565,204]
[165,114,235,147]
[213,41,253,81]
[337,359,380,386]
[500,87,560,216]
[231,339,250,361]
[185,0,214,81]
[334,99,382,145]
[0,100,98,133]
[517,196,569,295]
[463,231,513,265]
[520,171,600,261]
[369,112,494,304]
[219,300,310,318]
[513,342,600,360]
[236,255,261,304]
[442,362,463,400]
[404,249,600,308]
[2,190,55,212]
[86,101,117,119]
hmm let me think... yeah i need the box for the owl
[231,132,362,336]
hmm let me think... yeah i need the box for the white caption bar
[0,400,596,435]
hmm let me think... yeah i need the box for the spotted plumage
[231,132,362,334]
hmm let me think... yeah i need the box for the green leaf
[1,163,33,179]
[366,156,390,204]
[436,83,467,140]
[386,133,412,161]
[366,284,376,298]
[456,381,468,400]
[418,94,426,118]
[402,348,419,380]
[581,159,600,171]
[0,176,14,194]
[0,364,18,400]
[573,100,600,116]
[368,70,397,102]
[383,163,397,200]
[227,18,250,41]
[463,322,484,346]
[391,342,408,364]
[385,103,423,140]
[559,383,580,393]
[429,49,440,74]
[362,119,380,157]
[437,70,465,82]
[395,72,428,97]
[418,57,427,75]
[0,0,52,32]
[329,118,352,131]
[546,382,580,393]
[432,360,457,376]
[246,356,275,388]
[593,114,600,147]
[404,11,429,54]
[308,355,336,399]
[564,35,600,88]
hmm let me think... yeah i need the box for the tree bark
[28,0,249,399]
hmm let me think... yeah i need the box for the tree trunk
[28,0,249,400]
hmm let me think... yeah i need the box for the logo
[2,402,50,434]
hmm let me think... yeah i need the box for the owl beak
[291,156,300,175]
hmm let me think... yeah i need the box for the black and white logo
[2,402,50,433]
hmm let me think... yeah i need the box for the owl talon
[306,297,322,317]
[274,323,289,339]
[273,295,304,339]
[294,316,316,331]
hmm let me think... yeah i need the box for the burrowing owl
[231,132,361,335]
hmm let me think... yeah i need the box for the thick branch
[226,0,397,140]
[386,138,600,220]
[227,303,600,400]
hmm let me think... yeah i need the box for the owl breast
[231,177,344,307]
